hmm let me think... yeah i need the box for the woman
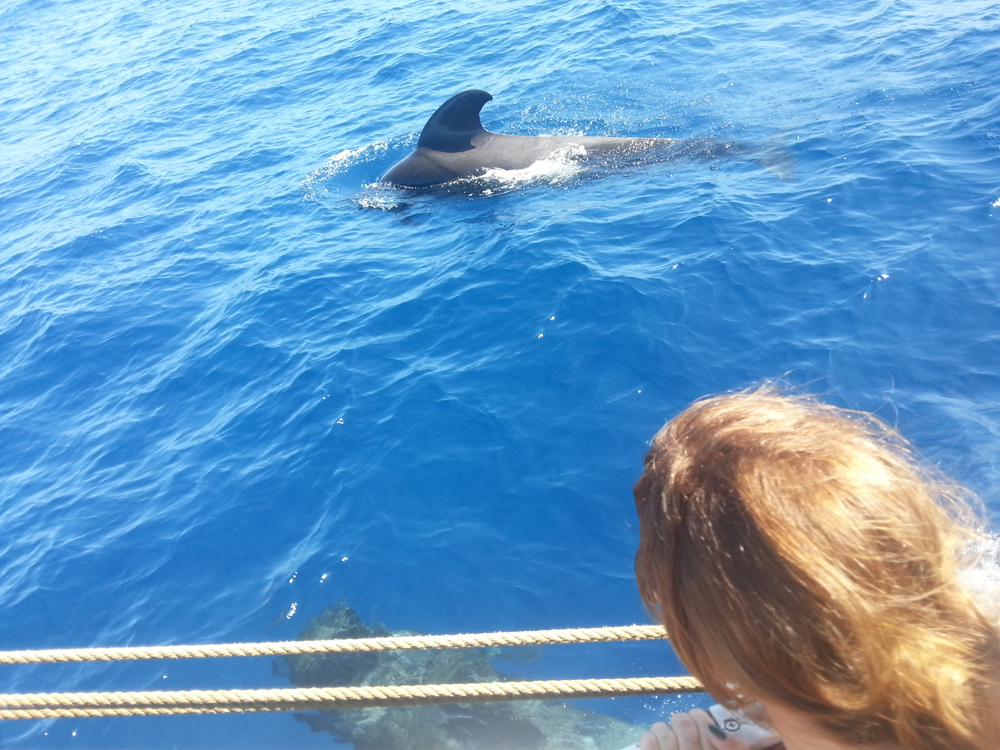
[632,389,1000,750]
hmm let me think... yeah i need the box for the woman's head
[634,388,999,750]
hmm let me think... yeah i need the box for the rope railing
[0,624,705,720]
[0,624,666,665]
[0,676,705,720]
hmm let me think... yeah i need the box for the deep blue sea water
[2,0,999,746]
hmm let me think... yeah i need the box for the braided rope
[0,624,700,720]
[0,675,704,720]
[0,624,666,665]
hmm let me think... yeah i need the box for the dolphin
[285,605,647,750]
[379,89,681,188]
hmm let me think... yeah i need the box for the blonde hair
[634,388,1000,750]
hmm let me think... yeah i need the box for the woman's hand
[638,709,753,750]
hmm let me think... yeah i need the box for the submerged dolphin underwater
[284,605,647,750]
[379,89,737,188]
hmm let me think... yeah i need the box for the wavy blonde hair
[634,388,1000,750]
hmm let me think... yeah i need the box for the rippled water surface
[2,0,999,746]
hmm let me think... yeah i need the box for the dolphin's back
[379,149,466,188]
[378,90,680,188]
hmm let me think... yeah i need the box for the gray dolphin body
[286,605,646,750]
[379,89,679,188]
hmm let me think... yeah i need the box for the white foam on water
[301,139,399,200]
[471,144,588,194]
[962,532,1000,622]
[357,185,404,211]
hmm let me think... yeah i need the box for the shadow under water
[285,605,645,750]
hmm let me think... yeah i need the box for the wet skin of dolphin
[379,89,679,188]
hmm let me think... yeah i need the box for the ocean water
[2,0,999,747]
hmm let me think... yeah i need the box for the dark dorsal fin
[417,89,493,153]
